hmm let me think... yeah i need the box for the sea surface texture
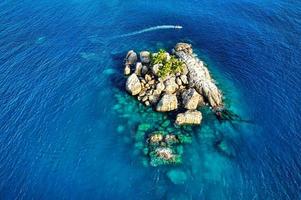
[1,0,301,199]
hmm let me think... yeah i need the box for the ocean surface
[1,0,301,199]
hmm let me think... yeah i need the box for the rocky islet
[125,43,224,125]
[120,43,226,169]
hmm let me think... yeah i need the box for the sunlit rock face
[173,43,223,108]
[126,73,141,95]
[156,94,178,112]
[175,110,202,125]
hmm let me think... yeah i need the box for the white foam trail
[111,25,182,39]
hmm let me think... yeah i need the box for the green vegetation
[151,49,184,78]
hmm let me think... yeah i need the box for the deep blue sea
[1,0,301,199]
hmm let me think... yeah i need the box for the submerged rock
[156,94,178,112]
[126,74,141,95]
[148,133,164,144]
[215,139,236,158]
[149,147,181,167]
[166,169,187,185]
[175,110,202,125]
[164,134,179,145]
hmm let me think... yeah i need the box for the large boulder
[140,51,151,64]
[126,74,141,95]
[125,50,137,65]
[175,110,202,125]
[156,94,178,112]
[164,77,179,94]
[200,80,222,107]
[182,88,201,110]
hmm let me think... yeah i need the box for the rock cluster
[124,43,223,126]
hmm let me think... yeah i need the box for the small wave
[110,25,183,39]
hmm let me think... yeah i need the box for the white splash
[111,25,183,39]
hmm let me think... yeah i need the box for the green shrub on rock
[151,49,184,78]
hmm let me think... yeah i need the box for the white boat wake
[110,25,183,39]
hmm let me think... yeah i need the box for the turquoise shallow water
[0,0,301,199]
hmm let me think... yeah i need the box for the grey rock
[182,88,201,110]
[125,50,137,65]
[140,51,151,64]
[141,65,148,75]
